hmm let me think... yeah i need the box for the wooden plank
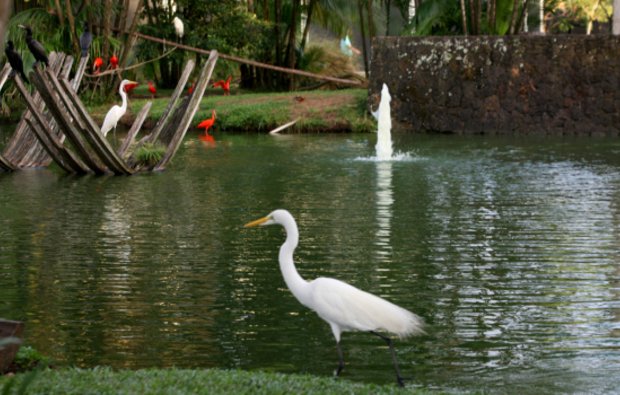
[0,153,16,171]
[118,101,152,158]
[3,52,65,164]
[147,59,195,144]
[155,50,218,170]
[30,68,107,174]
[0,63,11,93]
[0,319,24,374]
[269,118,300,134]
[55,75,133,175]
[14,75,86,173]
[20,55,76,167]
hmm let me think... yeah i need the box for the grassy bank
[88,88,374,134]
[0,367,434,395]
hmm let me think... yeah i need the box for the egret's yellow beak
[244,216,269,228]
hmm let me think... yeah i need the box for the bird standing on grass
[213,76,231,95]
[101,79,138,138]
[148,81,157,98]
[5,41,29,83]
[19,24,48,67]
[244,209,425,387]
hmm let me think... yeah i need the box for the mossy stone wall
[369,36,620,135]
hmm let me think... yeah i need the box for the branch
[84,47,176,78]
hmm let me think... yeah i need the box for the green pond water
[1,127,619,393]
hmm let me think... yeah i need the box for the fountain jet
[375,83,393,160]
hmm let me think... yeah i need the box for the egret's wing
[310,277,424,338]
[101,105,121,136]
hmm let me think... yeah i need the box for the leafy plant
[134,143,166,167]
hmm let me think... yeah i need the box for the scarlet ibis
[93,57,103,73]
[110,54,119,69]
[213,76,231,95]
[187,82,195,95]
[148,81,157,98]
[79,23,92,57]
[5,41,29,83]
[123,81,139,95]
[294,96,305,103]
[197,109,216,135]
[18,25,48,67]
[101,79,138,137]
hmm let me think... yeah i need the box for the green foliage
[0,367,433,395]
[134,143,166,167]
[297,43,355,80]
[11,346,52,372]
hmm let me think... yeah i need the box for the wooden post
[118,101,152,158]
[0,64,11,93]
[0,319,24,374]
[155,50,218,170]
[14,75,88,174]
[30,69,107,174]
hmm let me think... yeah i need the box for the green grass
[88,89,374,134]
[0,367,435,395]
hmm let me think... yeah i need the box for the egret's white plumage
[244,209,424,386]
[101,79,136,137]
[173,16,184,39]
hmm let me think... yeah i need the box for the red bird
[93,57,103,74]
[213,76,231,95]
[187,82,195,95]
[148,81,157,98]
[110,54,119,69]
[123,81,139,95]
[197,109,216,135]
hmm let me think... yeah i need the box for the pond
[1,126,619,394]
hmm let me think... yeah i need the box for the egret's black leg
[371,331,406,387]
[334,341,345,377]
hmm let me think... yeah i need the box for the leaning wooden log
[0,154,15,172]
[55,75,134,175]
[0,319,24,374]
[14,75,88,174]
[118,101,152,158]
[146,60,195,145]
[155,50,218,170]
[2,52,66,167]
[0,63,11,93]
[30,68,107,174]
[29,55,89,168]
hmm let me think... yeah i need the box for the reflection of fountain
[375,161,393,262]
[375,83,393,161]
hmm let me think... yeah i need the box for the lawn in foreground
[0,367,436,395]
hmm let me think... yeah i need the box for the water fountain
[375,83,393,161]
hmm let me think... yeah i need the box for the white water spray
[375,83,393,160]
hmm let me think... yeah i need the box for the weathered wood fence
[0,50,218,174]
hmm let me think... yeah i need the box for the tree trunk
[460,0,468,35]
[0,0,10,55]
[102,0,113,63]
[285,0,300,89]
[300,0,316,54]
[614,0,620,34]
[509,0,521,34]
[64,0,80,56]
[120,0,144,70]
[539,0,545,33]
[274,0,282,66]
[54,0,65,26]
[358,0,369,78]
[385,0,391,35]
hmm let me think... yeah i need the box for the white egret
[173,16,184,40]
[101,79,138,137]
[244,209,425,387]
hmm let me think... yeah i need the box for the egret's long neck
[119,85,128,112]
[279,220,312,306]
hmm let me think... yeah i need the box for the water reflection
[375,161,393,263]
